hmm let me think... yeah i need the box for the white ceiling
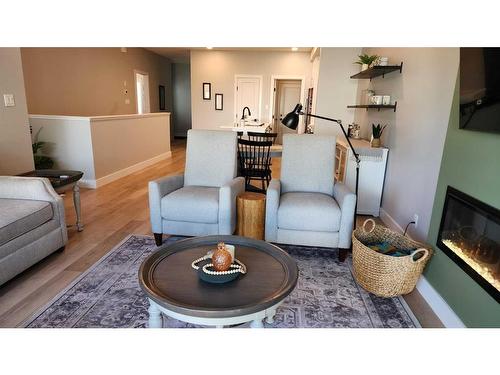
[145,47,312,63]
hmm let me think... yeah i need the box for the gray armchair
[265,134,356,261]
[149,130,245,245]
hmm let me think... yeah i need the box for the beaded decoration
[191,254,247,275]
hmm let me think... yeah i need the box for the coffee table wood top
[139,235,298,319]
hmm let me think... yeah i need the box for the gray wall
[172,63,192,137]
[353,48,459,241]
[314,48,362,137]
[0,48,34,175]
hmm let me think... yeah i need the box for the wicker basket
[352,219,432,297]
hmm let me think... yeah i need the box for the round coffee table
[139,235,298,328]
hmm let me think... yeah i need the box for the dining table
[219,122,271,134]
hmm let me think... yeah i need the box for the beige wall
[29,113,171,188]
[21,48,172,116]
[190,50,312,130]
[314,48,362,137]
[353,48,459,241]
[90,113,171,180]
[0,48,35,175]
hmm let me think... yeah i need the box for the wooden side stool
[236,192,266,240]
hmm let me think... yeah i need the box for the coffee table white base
[147,298,280,328]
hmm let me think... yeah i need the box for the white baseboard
[379,208,465,328]
[379,208,403,232]
[78,151,172,189]
[415,276,465,327]
[79,179,97,189]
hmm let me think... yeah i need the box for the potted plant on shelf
[355,54,379,71]
[371,123,387,148]
[32,127,54,169]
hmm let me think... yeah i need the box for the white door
[234,76,261,122]
[273,79,301,143]
[135,71,150,114]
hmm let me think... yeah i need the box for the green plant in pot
[371,123,387,148]
[355,54,379,71]
[32,127,54,170]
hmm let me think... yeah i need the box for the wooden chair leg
[154,233,163,246]
[338,248,348,262]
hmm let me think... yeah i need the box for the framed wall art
[203,82,211,100]
[215,93,223,110]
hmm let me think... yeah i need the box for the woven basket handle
[362,219,376,233]
[410,248,429,263]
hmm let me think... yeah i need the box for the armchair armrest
[265,179,281,242]
[0,176,67,243]
[218,177,245,235]
[148,174,184,233]
[333,183,356,248]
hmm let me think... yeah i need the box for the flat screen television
[460,47,500,133]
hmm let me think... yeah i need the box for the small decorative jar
[371,138,381,148]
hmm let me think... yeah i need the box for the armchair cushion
[281,134,336,195]
[0,199,53,246]
[184,130,238,188]
[161,186,219,224]
[277,192,341,232]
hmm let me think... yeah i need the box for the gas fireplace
[437,186,500,302]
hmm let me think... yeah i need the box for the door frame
[134,69,151,114]
[269,75,305,133]
[234,74,263,122]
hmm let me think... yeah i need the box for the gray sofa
[265,134,356,261]
[149,129,245,245]
[0,176,68,286]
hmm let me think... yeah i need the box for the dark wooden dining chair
[237,138,273,193]
[247,132,278,144]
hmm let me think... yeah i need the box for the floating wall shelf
[347,102,398,112]
[350,62,403,80]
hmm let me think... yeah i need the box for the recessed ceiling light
[291,47,298,51]
[206,47,213,50]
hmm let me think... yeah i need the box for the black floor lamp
[281,104,361,229]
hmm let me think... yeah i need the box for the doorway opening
[135,71,150,114]
[269,76,304,144]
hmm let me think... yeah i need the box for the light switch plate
[3,94,15,107]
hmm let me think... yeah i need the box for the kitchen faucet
[241,106,251,120]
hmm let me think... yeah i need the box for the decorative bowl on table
[191,242,247,284]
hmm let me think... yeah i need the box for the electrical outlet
[413,214,419,228]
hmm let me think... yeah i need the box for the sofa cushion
[161,186,220,224]
[0,198,53,247]
[277,192,341,232]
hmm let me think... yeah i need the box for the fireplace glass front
[437,186,500,302]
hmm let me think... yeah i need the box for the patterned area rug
[23,235,417,328]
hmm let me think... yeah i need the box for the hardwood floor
[0,139,442,328]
